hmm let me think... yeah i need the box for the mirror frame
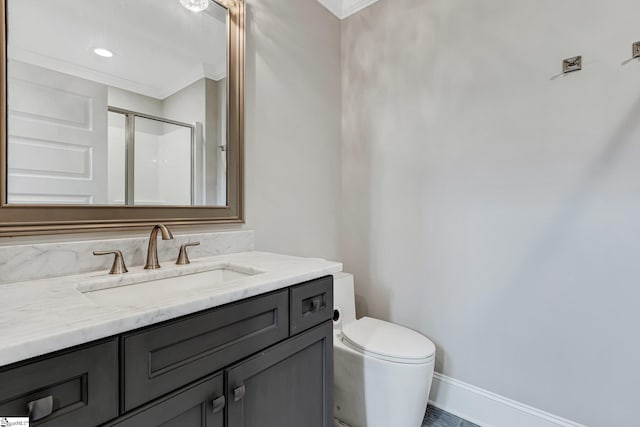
[0,0,244,236]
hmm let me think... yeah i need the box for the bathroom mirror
[0,0,244,235]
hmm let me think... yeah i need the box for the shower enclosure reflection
[108,109,195,206]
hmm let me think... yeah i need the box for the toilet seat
[340,317,436,364]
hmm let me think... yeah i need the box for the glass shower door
[133,116,193,206]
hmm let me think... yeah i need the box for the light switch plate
[562,56,582,73]
[633,42,640,59]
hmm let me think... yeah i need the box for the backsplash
[0,230,254,285]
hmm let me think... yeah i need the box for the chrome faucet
[144,224,174,270]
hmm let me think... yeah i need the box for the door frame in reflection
[108,106,195,206]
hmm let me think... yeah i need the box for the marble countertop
[0,251,342,367]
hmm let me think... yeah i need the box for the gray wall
[244,0,342,261]
[341,0,640,425]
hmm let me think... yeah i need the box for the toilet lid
[341,317,436,363]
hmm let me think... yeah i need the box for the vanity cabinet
[0,276,333,427]
[0,339,119,427]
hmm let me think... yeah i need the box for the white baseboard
[428,373,587,427]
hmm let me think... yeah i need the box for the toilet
[333,272,436,427]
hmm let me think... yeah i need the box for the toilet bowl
[333,272,435,427]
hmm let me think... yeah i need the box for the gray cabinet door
[102,373,224,427]
[226,321,333,427]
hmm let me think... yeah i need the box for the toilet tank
[333,272,357,326]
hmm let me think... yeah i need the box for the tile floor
[422,405,480,427]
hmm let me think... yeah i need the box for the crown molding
[317,0,343,18]
[317,0,381,19]
[341,0,380,18]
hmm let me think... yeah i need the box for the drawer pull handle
[27,395,53,421]
[212,395,226,414]
[311,299,321,313]
[233,385,246,402]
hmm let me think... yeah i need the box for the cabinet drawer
[122,290,289,411]
[290,276,333,335]
[103,373,223,427]
[0,339,118,427]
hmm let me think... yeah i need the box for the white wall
[108,87,163,117]
[341,0,640,425]
[244,0,342,261]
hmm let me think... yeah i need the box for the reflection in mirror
[6,0,228,206]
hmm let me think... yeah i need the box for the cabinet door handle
[212,395,226,414]
[233,385,246,402]
[27,395,53,421]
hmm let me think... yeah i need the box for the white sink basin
[77,262,266,307]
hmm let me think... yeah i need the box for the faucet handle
[176,242,200,265]
[94,250,129,274]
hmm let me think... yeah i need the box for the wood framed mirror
[0,0,244,236]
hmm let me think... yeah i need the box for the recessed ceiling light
[180,0,209,13]
[94,48,114,58]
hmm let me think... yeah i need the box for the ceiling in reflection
[7,0,227,99]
